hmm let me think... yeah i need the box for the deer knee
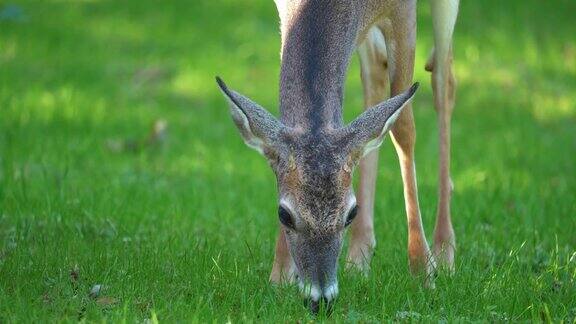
[429,49,456,114]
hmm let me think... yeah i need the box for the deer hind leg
[269,227,296,284]
[428,0,459,272]
[381,0,435,285]
[347,26,389,274]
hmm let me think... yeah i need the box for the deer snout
[299,280,338,313]
[289,233,342,313]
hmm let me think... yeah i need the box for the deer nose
[300,282,338,314]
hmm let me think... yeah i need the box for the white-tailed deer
[217,0,458,312]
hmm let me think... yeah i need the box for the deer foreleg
[382,0,435,286]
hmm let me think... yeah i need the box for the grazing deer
[217,0,458,312]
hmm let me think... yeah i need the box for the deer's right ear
[216,77,282,156]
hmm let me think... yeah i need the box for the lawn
[1,0,575,322]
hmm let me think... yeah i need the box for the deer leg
[431,48,456,271]
[347,27,389,273]
[429,0,459,272]
[270,226,296,284]
[381,2,435,285]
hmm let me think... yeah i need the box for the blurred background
[0,0,575,321]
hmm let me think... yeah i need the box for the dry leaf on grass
[96,296,119,307]
[70,266,79,283]
[105,119,168,153]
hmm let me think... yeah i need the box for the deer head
[216,76,418,307]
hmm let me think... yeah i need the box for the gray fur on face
[288,229,343,292]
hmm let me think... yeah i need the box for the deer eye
[345,205,358,227]
[278,206,295,230]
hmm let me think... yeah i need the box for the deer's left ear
[344,83,419,158]
[216,77,283,156]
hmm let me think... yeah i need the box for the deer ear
[216,77,283,156]
[345,83,419,157]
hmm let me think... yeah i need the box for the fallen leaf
[96,296,118,307]
[42,291,52,304]
[70,265,79,283]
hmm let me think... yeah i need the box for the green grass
[1,0,575,322]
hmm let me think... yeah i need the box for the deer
[216,0,458,313]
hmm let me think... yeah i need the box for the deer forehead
[278,159,353,229]
[278,152,352,191]
[275,134,355,223]
[280,133,350,172]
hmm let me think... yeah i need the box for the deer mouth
[297,276,339,314]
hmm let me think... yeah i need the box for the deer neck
[278,0,362,132]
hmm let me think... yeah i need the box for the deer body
[217,0,458,312]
